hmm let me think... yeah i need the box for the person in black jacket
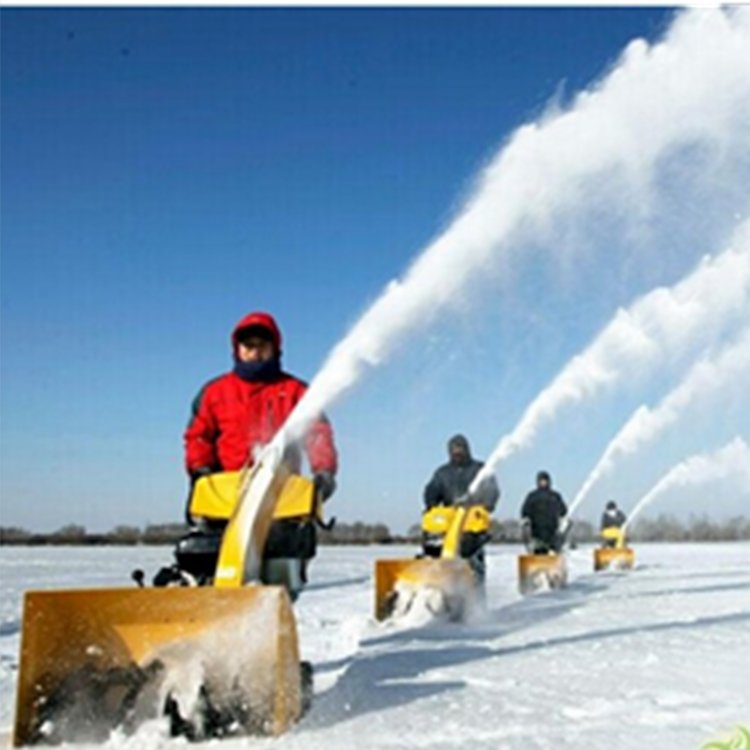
[600,500,627,546]
[521,471,567,554]
[422,434,500,584]
[424,434,499,511]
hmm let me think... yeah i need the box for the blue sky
[2,7,747,533]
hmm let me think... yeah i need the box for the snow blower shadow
[306,575,370,593]
[304,644,490,730]
[620,580,750,600]
[634,568,750,583]
[490,609,750,660]
[308,610,750,730]
[356,575,611,651]
[309,575,613,727]
[0,619,20,638]
[305,567,750,731]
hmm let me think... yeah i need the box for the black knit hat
[235,324,275,346]
[448,434,471,454]
[537,470,551,485]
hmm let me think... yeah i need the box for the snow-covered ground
[1,543,749,749]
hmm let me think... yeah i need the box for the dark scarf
[233,356,281,382]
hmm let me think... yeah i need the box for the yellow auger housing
[517,553,567,595]
[374,504,491,621]
[14,456,317,746]
[594,527,635,571]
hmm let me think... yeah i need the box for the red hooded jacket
[184,312,338,475]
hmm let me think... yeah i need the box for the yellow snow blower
[374,504,491,621]
[14,451,320,746]
[594,527,634,571]
[517,552,567,595]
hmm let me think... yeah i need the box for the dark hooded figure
[521,471,567,553]
[423,435,500,587]
[601,500,627,530]
[423,434,500,511]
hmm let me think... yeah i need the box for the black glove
[314,471,337,502]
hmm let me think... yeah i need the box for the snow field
[1,543,748,749]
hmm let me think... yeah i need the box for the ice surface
[1,543,749,749]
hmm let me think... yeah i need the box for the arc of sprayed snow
[568,326,750,518]
[470,220,750,494]
[623,436,750,532]
[273,8,750,455]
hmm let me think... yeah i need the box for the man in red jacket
[185,311,338,503]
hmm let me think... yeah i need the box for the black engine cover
[172,520,317,582]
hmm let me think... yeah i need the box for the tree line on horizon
[1,514,748,546]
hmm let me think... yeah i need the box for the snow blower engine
[153,469,327,600]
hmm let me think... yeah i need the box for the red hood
[231,311,283,355]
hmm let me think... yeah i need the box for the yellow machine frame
[594,527,635,571]
[190,470,319,524]
[421,504,491,536]
[374,504,487,621]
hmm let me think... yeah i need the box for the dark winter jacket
[424,459,500,511]
[521,488,567,546]
[184,312,338,476]
[601,508,627,530]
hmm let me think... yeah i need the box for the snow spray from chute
[469,220,750,495]
[223,10,750,560]
[274,9,750,463]
[622,437,750,533]
[567,326,750,519]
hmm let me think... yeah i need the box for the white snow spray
[567,326,750,518]
[623,437,750,532]
[272,8,750,455]
[469,221,750,494]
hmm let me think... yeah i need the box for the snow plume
[470,223,750,493]
[623,437,750,532]
[568,327,750,518]
[275,8,750,451]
